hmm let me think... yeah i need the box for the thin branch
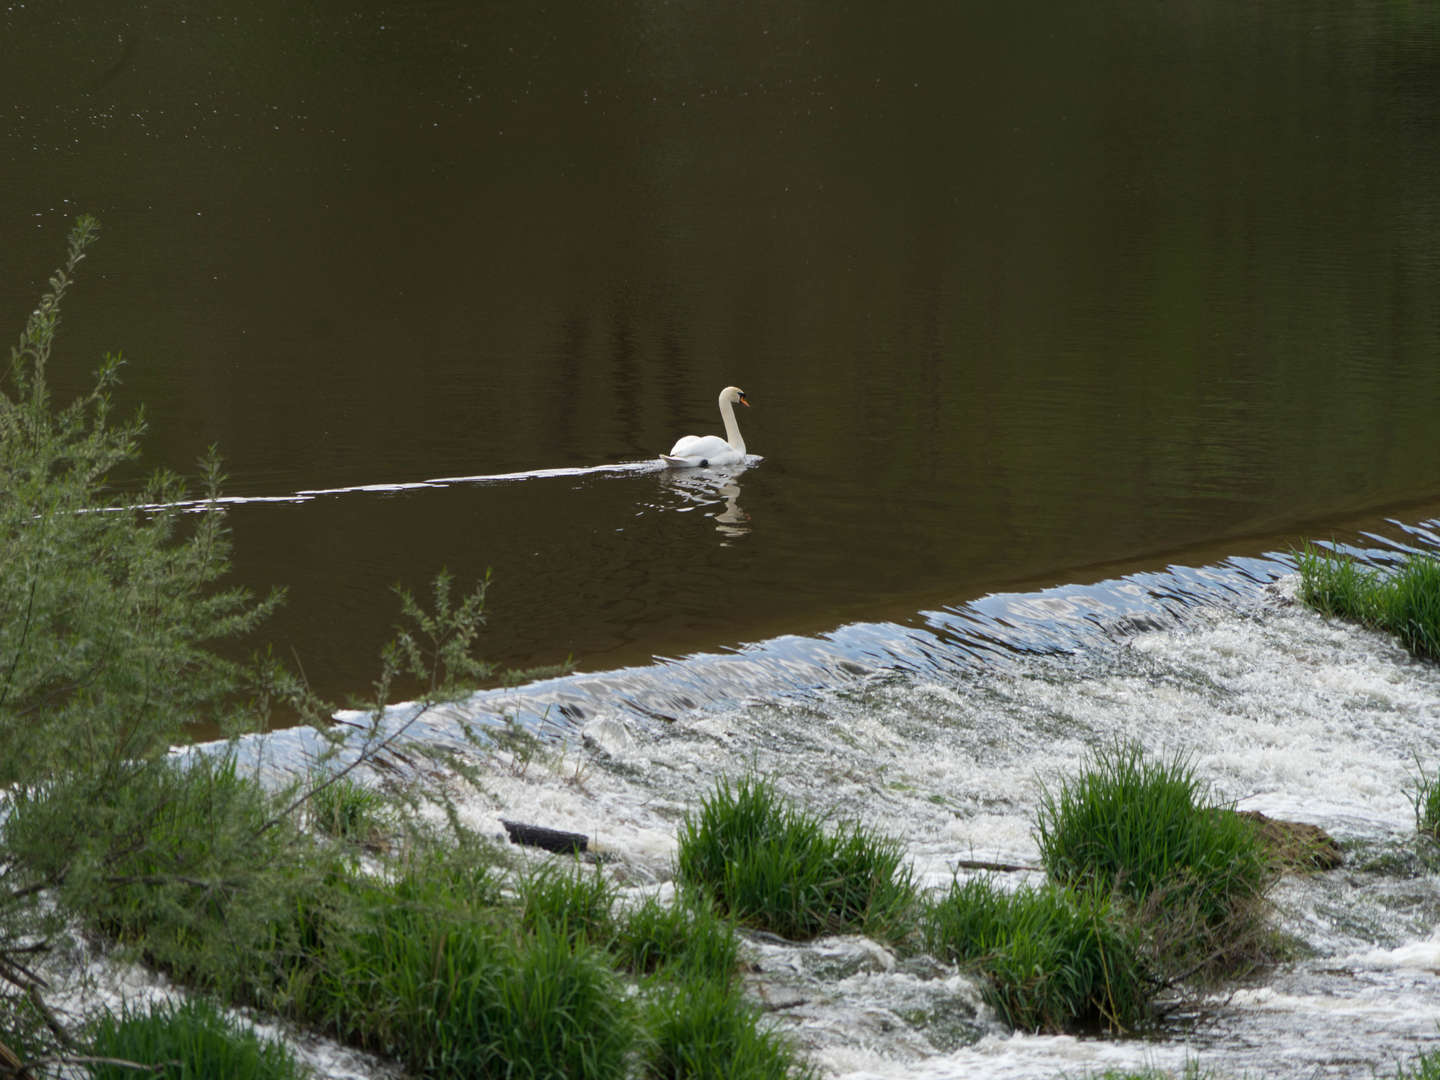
[101,873,245,891]
[253,695,446,839]
[0,1037,34,1080]
[8,1054,164,1076]
[26,984,75,1050]
[0,954,49,994]
[951,858,1043,874]
[0,578,37,713]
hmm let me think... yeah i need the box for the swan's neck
[719,396,745,454]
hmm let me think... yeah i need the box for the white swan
[660,386,750,469]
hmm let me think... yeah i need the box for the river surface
[3,1,1440,700]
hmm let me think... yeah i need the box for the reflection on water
[657,461,754,542]
[713,480,749,541]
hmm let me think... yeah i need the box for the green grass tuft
[1397,1047,1440,1080]
[1296,543,1440,661]
[86,997,305,1080]
[2,753,311,1003]
[1077,1065,1215,1080]
[924,874,1149,1033]
[1034,741,1271,977]
[1386,555,1440,661]
[615,893,741,981]
[641,974,814,1080]
[305,776,392,846]
[287,844,636,1080]
[517,862,618,946]
[676,776,918,943]
[488,926,636,1080]
[1295,543,1387,622]
[1409,757,1440,843]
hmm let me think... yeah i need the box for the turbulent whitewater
[162,522,1440,1075]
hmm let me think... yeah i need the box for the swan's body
[660,386,749,468]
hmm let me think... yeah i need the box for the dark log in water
[501,819,589,855]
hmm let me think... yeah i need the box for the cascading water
[213,517,1440,1078]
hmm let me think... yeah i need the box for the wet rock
[1239,810,1344,872]
[580,716,635,758]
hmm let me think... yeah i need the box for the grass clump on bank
[642,975,815,1080]
[923,874,1148,1033]
[1035,741,1272,979]
[1295,543,1440,661]
[305,775,393,847]
[85,997,305,1080]
[614,893,740,981]
[676,775,918,943]
[925,743,1277,1034]
[1409,758,1440,843]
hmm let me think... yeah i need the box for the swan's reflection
[657,462,752,541]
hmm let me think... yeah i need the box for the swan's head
[721,386,749,407]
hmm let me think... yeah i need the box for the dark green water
[3,2,1439,701]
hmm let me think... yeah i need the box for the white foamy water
[101,548,1440,1077]
[423,575,1440,1079]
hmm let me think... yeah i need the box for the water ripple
[220,518,1440,782]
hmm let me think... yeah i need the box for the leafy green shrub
[1034,742,1271,977]
[0,217,336,1065]
[86,996,305,1080]
[614,893,740,981]
[0,217,283,787]
[676,776,917,942]
[641,974,813,1080]
[923,874,1149,1033]
[1,752,308,1002]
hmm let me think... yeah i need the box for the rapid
[225,514,1440,1078]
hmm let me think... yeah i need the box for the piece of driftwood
[951,858,1043,873]
[500,819,589,855]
